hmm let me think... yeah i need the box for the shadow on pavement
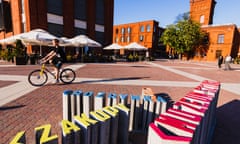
[0,104,26,111]
[72,76,150,84]
[211,99,240,144]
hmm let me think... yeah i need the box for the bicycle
[28,63,76,86]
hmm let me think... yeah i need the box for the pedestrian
[217,55,223,69]
[224,55,232,70]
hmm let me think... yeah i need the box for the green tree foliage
[161,16,208,59]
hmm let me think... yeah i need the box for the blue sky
[114,0,240,28]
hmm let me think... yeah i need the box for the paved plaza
[0,60,240,144]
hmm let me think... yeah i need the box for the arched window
[139,35,144,41]
[121,28,125,34]
[140,25,144,32]
[127,36,130,42]
[115,28,119,34]
[121,36,124,42]
[127,27,131,33]
[146,25,151,32]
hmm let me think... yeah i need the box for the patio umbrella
[20,29,61,56]
[63,35,102,62]
[65,35,102,47]
[0,33,27,46]
[103,43,123,50]
[124,42,147,51]
[103,43,123,56]
[20,29,60,46]
[124,42,147,61]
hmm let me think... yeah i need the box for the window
[121,28,125,34]
[115,37,119,43]
[74,0,86,20]
[127,36,130,42]
[127,27,131,33]
[217,34,224,44]
[140,25,144,32]
[146,25,151,32]
[47,0,63,15]
[48,23,63,37]
[121,36,124,42]
[200,15,205,24]
[96,0,104,25]
[115,28,119,34]
[139,35,144,42]
[0,1,13,32]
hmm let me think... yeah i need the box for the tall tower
[190,0,216,25]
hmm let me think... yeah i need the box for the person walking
[218,55,223,69]
[224,55,232,70]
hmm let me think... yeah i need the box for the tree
[161,15,208,59]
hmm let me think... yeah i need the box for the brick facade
[113,20,164,56]
[0,0,113,54]
[190,0,216,25]
[201,24,240,61]
[190,0,240,61]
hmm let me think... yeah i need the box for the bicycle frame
[40,64,56,78]
[28,63,76,86]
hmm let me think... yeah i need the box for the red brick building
[0,0,113,54]
[113,20,165,57]
[190,0,240,61]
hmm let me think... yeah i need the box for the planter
[15,56,27,65]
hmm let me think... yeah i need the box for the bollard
[114,104,130,144]
[90,110,111,144]
[61,120,81,144]
[94,92,106,110]
[73,90,83,116]
[119,94,128,105]
[63,90,73,121]
[107,93,118,106]
[129,95,141,131]
[83,91,94,117]
[74,114,98,144]
[155,96,167,118]
[147,123,192,144]
[103,106,119,144]
[154,115,197,138]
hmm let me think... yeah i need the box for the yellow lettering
[90,110,111,121]
[9,131,25,144]
[74,113,98,128]
[61,120,81,136]
[35,124,58,144]
[114,104,130,112]
[103,106,119,117]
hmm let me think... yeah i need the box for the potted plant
[14,39,28,65]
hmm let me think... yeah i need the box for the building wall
[201,24,239,61]
[0,0,113,54]
[190,0,240,61]
[190,0,216,25]
[113,20,163,56]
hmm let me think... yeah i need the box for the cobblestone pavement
[0,60,239,144]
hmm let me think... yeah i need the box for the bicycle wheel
[59,68,76,84]
[28,70,48,86]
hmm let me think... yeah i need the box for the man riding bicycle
[40,39,66,83]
